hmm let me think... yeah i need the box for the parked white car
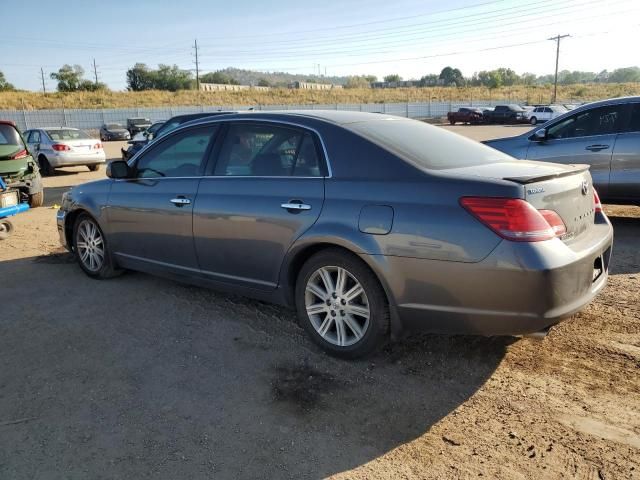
[526,105,568,125]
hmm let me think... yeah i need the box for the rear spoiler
[503,164,590,184]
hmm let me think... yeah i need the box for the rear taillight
[93,143,103,150]
[460,197,565,242]
[593,188,603,214]
[9,149,28,159]
[52,144,71,151]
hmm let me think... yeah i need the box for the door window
[622,103,640,133]
[214,123,323,177]
[547,105,624,139]
[28,131,41,143]
[134,127,217,178]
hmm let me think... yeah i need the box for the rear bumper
[370,217,614,336]
[49,151,106,167]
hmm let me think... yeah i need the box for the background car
[447,107,483,125]
[122,121,166,161]
[526,105,568,125]
[58,111,612,358]
[483,104,527,124]
[24,127,105,176]
[100,123,130,142]
[0,120,43,207]
[127,117,152,136]
[485,96,640,205]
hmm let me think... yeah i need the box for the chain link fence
[0,100,524,132]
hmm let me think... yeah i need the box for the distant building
[200,83,270,92]
[288,81,336,90]
[371,80,419,89]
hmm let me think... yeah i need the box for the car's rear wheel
[38,155,54,176]
[28,191,44,208]
[73,214,121,279]
[0,219,13,240]
[530,116,538,125]
[88,164,100,172]
[295,249,389,358]
[449,119,455,125]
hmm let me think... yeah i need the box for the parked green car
[0,121,44,207]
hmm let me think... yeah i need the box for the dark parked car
[483,104,527,124]
[447,107,483,125]
[484,96,640,205]
[57,111,613,358]
[126,117,152,136]
[100,123,130,142]
[121,113,232,161]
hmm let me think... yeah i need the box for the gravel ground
[0,125,638,479]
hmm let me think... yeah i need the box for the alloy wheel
[76,219,105,272]
[304,266,370,347]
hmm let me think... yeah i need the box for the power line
[549,34,570,103]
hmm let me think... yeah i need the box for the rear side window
[213,123,323,177]
[28,131,41,143]
[547,104,624,139]
[623,103,640,133]
[349,118,514,170]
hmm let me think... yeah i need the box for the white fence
[0,100,524,131]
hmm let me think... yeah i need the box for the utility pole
[40,67,46,94]
[549,34,570,103]
[92,58,99,86]
[193,39,200,91]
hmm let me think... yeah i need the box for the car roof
[0,120,17,127]
[40,127,79,130]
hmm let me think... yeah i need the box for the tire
[0,220,13,240]
[38,155,54,176]
[449,119,455,125]
[72,213,122,279]
[29,191,44,208]
[295,248,389,359]
[88,164,100,172]
[530,117,538,125]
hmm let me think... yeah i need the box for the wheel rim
[305,266,370,347]
[0,221,12,239]
[76,219,105,272]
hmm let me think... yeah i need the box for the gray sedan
[56,111,613,358]
[485,96,640,205]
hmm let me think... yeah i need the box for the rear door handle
[281,202,311,211]
[170,197,191,206]
[586,144,609,151]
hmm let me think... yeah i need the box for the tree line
[0,65,639,93]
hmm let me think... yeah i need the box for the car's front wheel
[73,214,122,279]
[295,249,389,358]
[88,164,100,172]
[530,116,538,125]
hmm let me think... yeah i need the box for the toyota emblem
[581,180,589,196]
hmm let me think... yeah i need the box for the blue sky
[2,0,639,91]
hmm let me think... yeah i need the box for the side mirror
[106,160,132,179]
[533,128,547,141]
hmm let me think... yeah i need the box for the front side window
[547,105,624,139]
[214,123,323,177]
[135,126,216,178]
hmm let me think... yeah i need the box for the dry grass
[1,83,639,110]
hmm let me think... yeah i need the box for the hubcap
[76,220,105,272]
[305,266,370,347]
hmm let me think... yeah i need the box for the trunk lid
[59,139,102,153]
[448,159,595,240]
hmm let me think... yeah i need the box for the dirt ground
[0,125,638,479]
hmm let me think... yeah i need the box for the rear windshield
[106,124,122,129]
[0,124,24,147]
[348,118,514,170]
[130,118,150,125]
[46,129,90,140]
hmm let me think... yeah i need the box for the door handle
[170,197,191,206]
[281,202,311,211]
[585,144,609,151]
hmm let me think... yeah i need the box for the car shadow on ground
[0,254,509,479]
[42,186,72,207]
[608,215,640,275]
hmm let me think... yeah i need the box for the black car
[483,105,527,124]
[126,117,152,136]
[100,123,130,142]
[121,112,233,160]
